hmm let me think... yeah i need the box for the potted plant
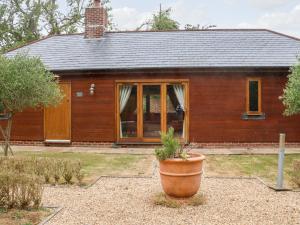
[155,127,205,198]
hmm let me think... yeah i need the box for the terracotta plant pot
[159,153,205,198]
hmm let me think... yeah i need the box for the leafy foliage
[0,0,113,52]
[0,54,63,156]
[0,156,84,185]
[137,7,179,31]
[0,54,62,113]
[281,59,300,116]
[0,156,83,209]
[155,127,181,161]
[185,24,216,30]
[153,192,206,208]
[0,172,43,210]
[137,5,216,32]
[151,7,179,31]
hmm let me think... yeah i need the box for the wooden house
[4,0,300,146]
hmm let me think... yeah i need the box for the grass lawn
[205,154,300,187]
[14,151,300,188]
[0,208,51,225]
[16,151,154,184]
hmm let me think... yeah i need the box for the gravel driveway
[43,176,300,225]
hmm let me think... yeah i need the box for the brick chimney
[85,0,108,38]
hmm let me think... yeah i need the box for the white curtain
[120,85,132,138]
[173,85,185,138]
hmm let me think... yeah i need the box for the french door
[116,80,189,143]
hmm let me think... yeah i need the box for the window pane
[143,85,161,138]
[167,85,184,138]
[120,85,137,138]
[249,81,259,112]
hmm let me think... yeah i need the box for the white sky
[60,0,300,38]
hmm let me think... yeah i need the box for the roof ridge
[105,29,300,41]
[106,28,268,34]
[264,29,300,41]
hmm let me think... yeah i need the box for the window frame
[246,77,262,115]
[115,79,189,144]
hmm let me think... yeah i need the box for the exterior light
[89,84,95,95]
[54,75,60,82]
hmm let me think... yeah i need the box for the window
[116,80,189,143]
[119,85,138,138]
[246,78,261,115]
[167,84,185,138]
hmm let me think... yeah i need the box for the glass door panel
[120,85,137,138]
[143,85,161,138]
[167,84,185,138]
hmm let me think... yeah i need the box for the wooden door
[44,82,71,143]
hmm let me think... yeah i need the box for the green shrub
[155,127,183,161]
[52,159,63,184]
[0,157,36,176]
[291,160,300,187]
[153,192,181,208]
[32,157,45,177]
[41,158,52,184]
[62,160,75,184]
[0,156,84,210]
[0,157,83,185]
[74,160,84,184]
[0,172,43,209]
[153,192,206,208]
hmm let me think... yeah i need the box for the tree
[137,5,179,31]
[185,24,216,30]
[0,0,113,53]
[281,59,300,116]
[137,4,216,32]
[0,54,63,156]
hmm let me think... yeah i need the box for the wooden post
[276,133,285,189]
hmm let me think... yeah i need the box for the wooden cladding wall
[0,108,44,141]
[70,77,115,142]
[189,72,300,143]
[3,68,300,143]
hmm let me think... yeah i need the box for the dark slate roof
[5,29,300,71]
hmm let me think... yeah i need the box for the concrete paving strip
[11,145,300,155]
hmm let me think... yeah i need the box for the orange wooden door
[44,82,71,143]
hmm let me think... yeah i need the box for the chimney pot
[85,0,107,38]
[94,0,101,7]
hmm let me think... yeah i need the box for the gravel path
[43,176,300,225]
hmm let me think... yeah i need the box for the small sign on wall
[76,92,84,97]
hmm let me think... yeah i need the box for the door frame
[44,81,72,143]
[115,79,189,144]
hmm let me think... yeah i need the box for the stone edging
[38,206,64,225]
[85,160,158,189]
[84,175,154,189]
[205,176,300,192]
